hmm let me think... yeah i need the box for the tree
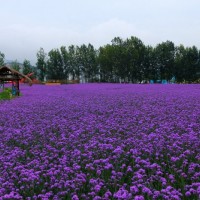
[0,51,5,66]
[174,45,186,82]
[143,45,157,81]
[77,44,98,82]
[60,46,70,80]
[23,59,32,75]
[68,45,78,80]
[175,45,200,82]
[47,49,64,80]
[36,48,47,81]
[184,46,199,82]
[111,37,127,82]
[124,36,145,83]
[38,35,200,83]
[99,44,116,82]
[197,50,200,79]
[10,60,20,71]
[154,41,175,81]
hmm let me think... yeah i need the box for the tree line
[1,36,200,83]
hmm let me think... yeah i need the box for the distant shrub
[0,88,12,100]
[0,87,21,100]
[4,87,12,92]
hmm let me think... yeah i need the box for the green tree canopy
[47,49,64,80]
[40,36,200,83]
[36,48,47,81]
[23,59,33,75]
[10,60,20,71]
[0,51,5,66]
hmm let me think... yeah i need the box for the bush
[4,87,12,92]
[0,88,12,100]
[0,87,21,100]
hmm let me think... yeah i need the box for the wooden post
[16,80,20,96]
[12,81,14,95]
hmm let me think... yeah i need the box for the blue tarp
[162,80,168,84]
[12,86,16,95]
[150,80,154,84]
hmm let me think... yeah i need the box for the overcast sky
[1,0,200,64]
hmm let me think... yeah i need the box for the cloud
[0,24,81,63]
[0,16,200,64]
[85,18,141,46]
[0,19,141,63]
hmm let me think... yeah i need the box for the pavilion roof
[0,66,32,86]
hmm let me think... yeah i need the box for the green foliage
[2,37,200,84]
[23,59,32,75]
[0,88,12,100]
[36,48,47,81]
[0,87,22,100]
[77,44,98,82]
[46,44,99,82]
[68,45,79,80]
[41,37,200,83]
[99,44,117,82]
[11,60,20,71]
[98,36,146,82]
[124,36,146,82]
[47,49,64,80]
[4,87,12,92]
[0,51,5,66]
[154,41,175,80]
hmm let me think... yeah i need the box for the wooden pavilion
[0,66,32,96]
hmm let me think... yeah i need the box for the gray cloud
[1,0,200,64]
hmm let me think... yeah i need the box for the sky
[0,0,200,64]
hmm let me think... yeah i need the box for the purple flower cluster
[0,84,200,199]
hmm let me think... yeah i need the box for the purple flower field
[0,84,200,200]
